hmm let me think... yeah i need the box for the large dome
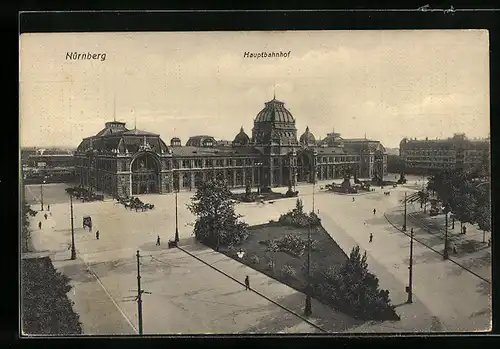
[299,126,316,145]
[254,98,295,123]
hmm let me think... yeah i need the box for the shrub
[250,254,260,264]
[22,257,82,334]
[275,233,306,257]
[281,264,296,278]
[315,246,399,321]
[278,200,321,228]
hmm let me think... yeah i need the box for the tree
[428,168,491,234]
[295,198,304,214]
[316,246,399,321]
[403,190,429,213]
[188,179,248,250]
[474,183,491,240]
[22,200,34,253]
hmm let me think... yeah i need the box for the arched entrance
[131,152,160,195]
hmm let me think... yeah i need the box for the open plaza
[23,172,491,335]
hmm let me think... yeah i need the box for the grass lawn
[21,257,82,335]
[224,221,348,303]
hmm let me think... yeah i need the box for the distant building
[21,147,76,184]
[74,97,388,197]
[399,133,490,174]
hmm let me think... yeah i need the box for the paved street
[26,185,321,334]
[24,178,491,333]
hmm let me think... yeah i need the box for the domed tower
[170,137,181,147]
[233,126,250,147]
[251,97,298,146]
[299,126,316,147]
[251,96,298,192]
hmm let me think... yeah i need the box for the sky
[20,30,490,149]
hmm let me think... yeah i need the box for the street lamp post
[70,194,76,260]
[255,162,263,195]
[403,192,407,232]
[40,178,46,211]
[312,153,318,214]
[174,189,179,243]
[294,169,297,192]
[304,220,312,316]
[443,206,449,260]
[407,228,414,303]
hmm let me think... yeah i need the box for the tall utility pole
[40,182,44,211]
[304,221,312,316]
[136,250,144,335]
[443,202,450,259]
[312,161,317,214]
[70,194,76,260]
[403,192,407,232]
[407,228,414,303]
[174,190,179,243]
[255,162,263,195]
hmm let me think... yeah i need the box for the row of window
[407,155,486,162]
[406,162,456,168]
[77,154,386,172]
[405,150,457,156]
[407,157,455,162]
[172,158,261,169]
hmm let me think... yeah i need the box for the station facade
[74,98,387,197]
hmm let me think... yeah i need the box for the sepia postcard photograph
[19,30,491,335]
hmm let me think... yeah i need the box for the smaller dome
[299,126,316,145]
[170,137,181,147]
[233,126,250,146]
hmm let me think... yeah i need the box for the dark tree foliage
[426,163,491,233]
[315,246,399,321]
[21,201,37,253]
[22,257,82,335]
[188,179,249,249]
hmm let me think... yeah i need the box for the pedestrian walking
[156,235,161,246]
[462,225,467,235]
[95,230,100,240]
[244,275,250,290]
[47,204,50,211]
[373,208,376,215]
[369,233,373,243]
[44,213,48,220]
[38,221,42,229]
[352,197,355,202]
[453,244,457,254]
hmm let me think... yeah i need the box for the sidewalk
[385,208,491,283]
[409,210,491,252]
[27,209,137,335]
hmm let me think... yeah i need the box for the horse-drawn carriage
[66,187,104,202]
[117,196,155,211]
[83,216,92,231]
